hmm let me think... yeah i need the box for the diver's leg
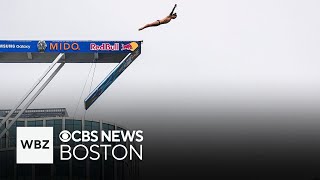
[149,20,161,27]
[139,20,161,31]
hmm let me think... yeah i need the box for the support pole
[0,53,64,129]
[0,62,65,139]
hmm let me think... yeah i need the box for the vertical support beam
[114,125,118,180]
[100,120,104,180]
[32,165,35,180]
[94,53,99,60]
[0,62,65,139]
[27,52,32,60]
[0,53,64,129]
[5,121,9,148]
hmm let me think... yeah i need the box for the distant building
[0,108,140,180]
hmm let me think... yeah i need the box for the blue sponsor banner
[84,48,141,110]
[0,40,141,53]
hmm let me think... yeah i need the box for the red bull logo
[90,43,119,51]
[121,42,139,51]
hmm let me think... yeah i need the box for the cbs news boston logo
[16,127,53,164]
[16,127,143,164]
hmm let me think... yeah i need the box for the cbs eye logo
[59,130,71,143]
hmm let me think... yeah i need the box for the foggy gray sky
[1,0,320,129]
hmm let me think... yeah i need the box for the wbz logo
[16,127,53,164]
[20,139,50,149]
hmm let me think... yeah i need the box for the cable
[73,59,96,119]
[83,62,97,121]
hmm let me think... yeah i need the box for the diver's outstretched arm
[170,4,177,16]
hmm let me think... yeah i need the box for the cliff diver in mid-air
[139,4,177,31]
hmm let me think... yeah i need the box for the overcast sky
[1,0,320,129]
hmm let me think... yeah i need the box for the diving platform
[0,40,142,139]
